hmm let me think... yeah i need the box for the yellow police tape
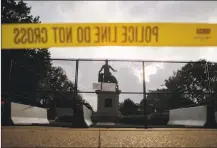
[2,23,217,49]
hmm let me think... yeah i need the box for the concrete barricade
[54,105,93,128]
[11,102,49,125]
[167,106,216,127]
[83,105,93,127]
[2,102,93,127]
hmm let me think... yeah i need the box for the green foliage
[139,59,217,113]
[2,0,40,23]
[1,0,94,111]
[1,0,51,105]
[119,98,139,116]
[120,112,169,125]
[165,59,217,107]
[120,115,145,125]
[140,88,173,113]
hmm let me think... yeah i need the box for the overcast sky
[27,1,217,111]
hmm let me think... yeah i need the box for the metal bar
[163,98,217,112]
[45,58,217,64]
[2,92,41,100]
[75,59,79,95]
[7,59,14,102]
[79,91,144,94]
[205,63,214,108]
[78,91,215,95]
[12,60,40,76]
[74,60,79,113]
[142,61,147,129]
[8,59,13,88]
[3,91,213,112]
[33,90,216,95]
[2,92,43,107]
[36,90,144,93]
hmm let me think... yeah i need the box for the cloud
[27,1,217,111]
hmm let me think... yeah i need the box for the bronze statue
[98,60,119,89]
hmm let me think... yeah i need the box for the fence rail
[34,90,216,95]
[44,58,217,64]
[5,58,217,124]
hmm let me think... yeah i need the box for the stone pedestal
[93,89,122,122]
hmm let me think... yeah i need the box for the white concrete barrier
[168,106,216,127]
[11,103,49,125]
[83,105,93,127]
[4,102,93,127]
[168,106,207,127]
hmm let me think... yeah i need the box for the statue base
[92,112,123,123]
[93,89,122,123]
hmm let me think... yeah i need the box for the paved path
[2,126,217,147]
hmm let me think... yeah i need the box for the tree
[119,98,139,116]
[2,0,40,23]
[40,66,74,91]
[1,0,94,112]
[38,66,78,105]
[140,89,171,114]
[165,59,217,108]
[38,66,93,112]
[139,59,216,112]
[1,0,52,105]
[140,88,195,113]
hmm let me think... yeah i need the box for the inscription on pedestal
[105,98,112,107]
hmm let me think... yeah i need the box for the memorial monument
[93,60,122,123]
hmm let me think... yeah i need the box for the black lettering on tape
[94,26,117,43]
[27,28,34,43]
[66,27,72,43]
[152,26,158,42]
[14,28,20,44]
[59,27,65,43]
[52,27,58,43]
[13,27,48,44]
[145,26,151,43]
[77,27,91,43]
[34,28,40,43]
[52,27,72,43]
[84,27,91,43]
[20,28,27,44]
[139,27,145,43]
[134,27,138,42]
[77,27,83,43]
[41,27,48,43]
[122,26,127,43]
[94,27,100,43]
[113,26,117,43]
[101,27,108,42]
[128,26,134,43]
[196,28,210,34]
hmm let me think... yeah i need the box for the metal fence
[3,58,217,127]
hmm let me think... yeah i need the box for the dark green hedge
[120,112,169,125]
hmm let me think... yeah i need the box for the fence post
[204,63,211,106]
[74,60,79,114]
[6,59,13,102]
[142,61,147,128]
[206,63,215,110]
